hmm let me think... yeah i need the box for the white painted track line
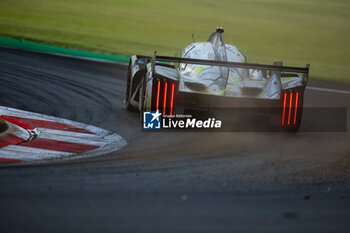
[307,86,350,95]
[37,128,100,138]
[0,145,73,160]
[38,128,108,146]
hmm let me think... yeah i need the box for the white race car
[125,28,309,131]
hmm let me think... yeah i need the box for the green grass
[0,0,349,82]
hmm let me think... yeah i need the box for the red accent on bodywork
[156,80,160,111]
[281,92,287,126]
[293,91,299,125]
[170,83,175,116]
[287,92,293,126]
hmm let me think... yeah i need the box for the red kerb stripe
[20,138,99,153]
[0,135,24,148]
[0,115,33,130]
[1,115,93,134]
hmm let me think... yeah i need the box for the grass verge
[0,0,349,82]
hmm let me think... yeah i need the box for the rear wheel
[139,75,147,121]
[125,62,137,111]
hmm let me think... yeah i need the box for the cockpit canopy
[178,28,279,99]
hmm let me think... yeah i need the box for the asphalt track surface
[0,47,350,233]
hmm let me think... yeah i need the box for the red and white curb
[0,106,126,165]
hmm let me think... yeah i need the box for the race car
[125,28,309,131]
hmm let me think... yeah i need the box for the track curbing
[0,106,127,166]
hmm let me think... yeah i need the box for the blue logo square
[143,111,161,129]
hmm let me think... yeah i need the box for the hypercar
[125,28,309,131]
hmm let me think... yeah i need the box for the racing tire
[139,75,147,121]
[125,61,137,111]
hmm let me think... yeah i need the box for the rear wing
[137,52,310,85]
